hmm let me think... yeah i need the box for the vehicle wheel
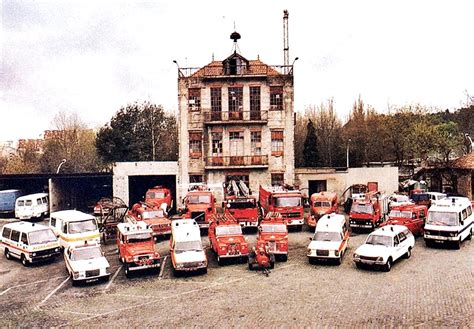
[336,255,342,265]
[425,239,434,248]
[355,262,362,269]
[217,255,223,266]
[201,267,208,275]
[124,264,132,278]
[384,258,392,272]
[281,254,288,262]
[405,247,412,259]
[70,273,78,286]
[21,254,29,267]
[454,238,461,250]
[467,228,472,240]
[308,257,316,265]
[119,256,124,263]
[4,249,12,260]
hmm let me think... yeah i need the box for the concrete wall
[295,166,399,201]
[113,161,178,206]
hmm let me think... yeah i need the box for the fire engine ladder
[238,180,250,197]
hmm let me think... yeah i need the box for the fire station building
[176,34,296,202]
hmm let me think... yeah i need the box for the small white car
[307,213,349,265]
[64,243,110,285]
[353,225,414,271]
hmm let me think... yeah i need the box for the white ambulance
[49,210,100,249]
[15,193,49,220]
[170,219,207,275]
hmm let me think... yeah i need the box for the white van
[1,221,60,266]
[49,210,100,249]
[15,193,49,220]
[424,197,473,249]
[170,219,207,275]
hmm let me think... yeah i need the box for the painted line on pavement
[38,276,70,306]
[104,266,122,291]
[0,276,66,296]
[158,256,167,279]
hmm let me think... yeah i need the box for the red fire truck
[349,191,389,230]
[208,213,249,265]
[223,180,259,228]
[128,202,171,238]
[381,204,428,236]
[257,212,288,261]
[145,186,173,211]
[182,184,217,229]
[306,191,338,230]
[259,185,304,230]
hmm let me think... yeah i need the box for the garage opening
[128,175,176,213]
[308,180,327,197]
[0,175,49,195]
[50,174,112,213]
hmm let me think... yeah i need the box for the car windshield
[142,210,164,219]
[147,192,165,199]
[351,204,374,214]
[412,194,429,202]
[188,195,211,204]
[260,224,287,233]
[175,240,202,252]
[389,210,412,219]
[127,233,152,243]
[71,246,102,261]
[314,231,342,242]
[28,229,57,245]
[426,211,458,226]
[227,201,256,209]
[366,234,392,247]
[68,219,98,234]
[216,225,242,236]
[391,195,409,202]
[274,197,301,207]
[314,201,331,207]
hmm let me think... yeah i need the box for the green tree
[303,119,319,167]
[96,101,178,163]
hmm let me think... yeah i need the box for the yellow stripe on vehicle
[59,233,100,242]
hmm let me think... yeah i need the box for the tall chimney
[283,10,289,73]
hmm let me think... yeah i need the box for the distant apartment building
[176,33,295,202]
[0,140,18,157]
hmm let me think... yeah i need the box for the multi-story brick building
[176,34,295,202]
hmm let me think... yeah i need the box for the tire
[454,238,461,250]
[384,258,392,272]
[217,255,223,266]
[467,228,472,240]
[355,262,362,269]
[201,267,208,275]
[425,239,434,248]
[336,255,342,265]
[308,257,316,265]
[281,254,288,262]
[70,273,78,287]
[4,249,12,260]
[21,254,29,267]
[124,264,132,278]
[405,247,412,259]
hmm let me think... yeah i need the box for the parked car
[64,243,110,285]
[1,221,60,266]
[307,213,349,265]
[0,189,22,215]
[381,204,427,237]
[353,225,415,271]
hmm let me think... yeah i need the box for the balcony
[203,110,268,125]
[179,64,294,78]
[205,155,268,169]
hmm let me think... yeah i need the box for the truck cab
[170,219,207,275]
[259,185,304,229]
[182,185,216,229]
[381,204,427,236]
[129,202,171,238]
[116,222,161,278]
[257,212,288,261]
[208,214,249,265]
[306,191,338,229]
[145,186,173,212]
[349,192,389,230]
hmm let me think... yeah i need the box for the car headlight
[334,250,339,257]
[353,253,360,259]
[32,252,37,257]
[176,263,184,269]
[449,232,456,237]
[55,248,59,252]
[307,248,312,255]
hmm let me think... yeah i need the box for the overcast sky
[1,0,473,141]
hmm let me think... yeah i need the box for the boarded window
[188,88,201,111]
[270,86,283,110]
[271,130,284,155]
[189,132,202,158]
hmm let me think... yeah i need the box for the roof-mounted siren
[283,9,289,73]
[230,31,241,53]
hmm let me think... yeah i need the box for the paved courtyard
[0,216,473,327]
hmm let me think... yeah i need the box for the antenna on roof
[230,21,241,54]
[283,10,289,73]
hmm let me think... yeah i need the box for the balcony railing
[178,64,294,78]
[205,155,268,168]
[203,110,268,124]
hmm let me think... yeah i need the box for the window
[251,131,262,156]
[467,206,472,216]
[17,200,24,207]
[42,197,48,204]
[189,175,203,183]
[228,87,243,120]
[2,227,11,239]
[37,198,42,205]
[189,132,202,158]
[25,200,32,206]
[188,88,201,111]
[398,232,407,243]
[211,132,223,156]
[271,130,284,156]
[21,233,28,245]
[250,86,261,120]
[50,217,56,227]
[271,173,284,186]
[229,131,244,156]
[211,88,222,120]
[462,208,467,220]
[270,86,283,110]
[10,230,20,242]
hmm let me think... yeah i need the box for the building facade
[177,41,295,203]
